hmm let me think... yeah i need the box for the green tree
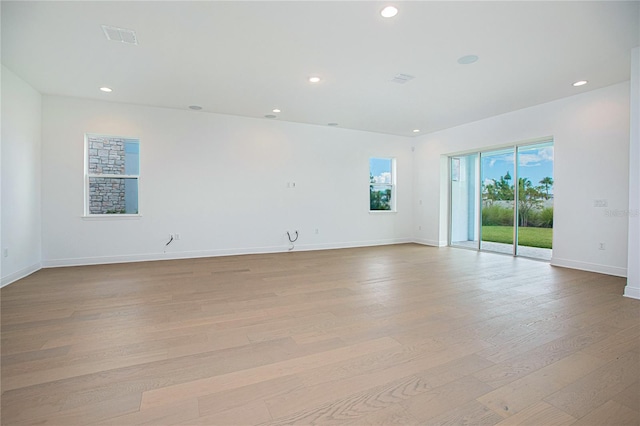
[518,178,544,227]
[483,181,497,205]
[539,176,554,199]
[496,172,514,201]
[370,174,391,210]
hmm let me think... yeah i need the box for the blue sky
[370,158,392,178]
[482,145,554,192]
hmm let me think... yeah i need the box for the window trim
[84,133,141,217]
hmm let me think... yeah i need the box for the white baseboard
[1,262,42,288]
[41,238,414,268]
[551,257,627,278]
[412,238,445,247]
[623,285,640,300]
[31,244,635,288]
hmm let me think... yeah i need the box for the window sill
[82,214,142,220]
[369,210,397,214]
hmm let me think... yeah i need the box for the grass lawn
[482,226,553,249]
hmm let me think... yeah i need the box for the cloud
[519,147,554,167]
[372,172,392,184]
[483,178,495,186]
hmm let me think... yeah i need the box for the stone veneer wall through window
[88,136,126,214]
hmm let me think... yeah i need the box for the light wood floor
[1,244,638,425]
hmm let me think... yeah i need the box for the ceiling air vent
[391,73,415,84]
[102,25,138,45]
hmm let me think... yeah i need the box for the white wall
[1,66,42,286]
[625,47,640,299]
[414,82,630,277]
[40,96,413,266]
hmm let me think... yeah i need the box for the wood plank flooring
[1,244,638,425]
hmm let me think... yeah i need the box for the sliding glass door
[450,141,554,261]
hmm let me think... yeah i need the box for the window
[85,134,140,215]
[369,157,396,211]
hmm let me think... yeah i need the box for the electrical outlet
[3,248,8,258]
[599,242,606,250]
[175,233,181,240]
[315,228,319,234]
[594,199,608,208]
[418,225,422,230]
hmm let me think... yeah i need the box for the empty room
[1,1,639,425]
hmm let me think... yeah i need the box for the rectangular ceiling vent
[391,73,415,84]
[102,25,138,45]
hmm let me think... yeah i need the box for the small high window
[85,134,140,215]
[369,157,396,211]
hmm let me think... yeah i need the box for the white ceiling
[2,1,639,137]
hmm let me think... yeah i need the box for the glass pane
[370,185,393,210]
[124,140,140,175]
[516,143,553,260]
[481,148,515,255]
[369,158,392,184]
[89,177,138,214]
[450,154,479,249]
[370,158,393,210]
[88,136,139,175]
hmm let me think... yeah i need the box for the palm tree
[539,176,554,199]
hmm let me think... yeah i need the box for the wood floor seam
[2,244,637,425]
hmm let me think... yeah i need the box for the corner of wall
[1,262,42,288]
[1,66,44,287]
[624,46,640,300]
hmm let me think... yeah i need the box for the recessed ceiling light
[265,114,277,119]
[328,123,339,126]
[573,80,588,87]
[309,76,321,83]
[413,129,420,133]
[189,105,202,110]
[457,55,479,65]
[99,87,112,92]
[380,6,398,18]
[273,109,281,113]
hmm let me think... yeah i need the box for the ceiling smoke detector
[102,25,138,45]
[391,73,415,84]
[457,55,479,65]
